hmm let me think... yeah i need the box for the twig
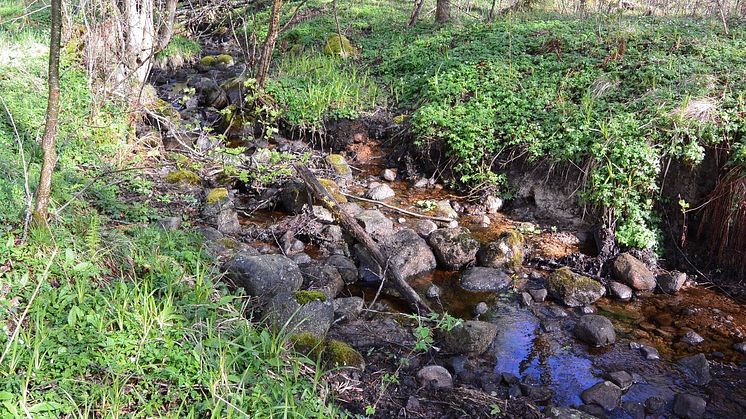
[340,192,453,223]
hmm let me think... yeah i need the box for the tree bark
[256,0,283,90]
[435,0,451,23]
[407,0,425,27]
[33,0,62,225]
[155,0,178,52]
[294,164,432,315]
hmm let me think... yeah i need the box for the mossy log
[295,164,432,315]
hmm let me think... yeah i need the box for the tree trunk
[256,0,283,90]
[408,0,425,26]
[155,0,178,51]
[33,0,62,225]
[435,0,451,23]
[488,0,498,21]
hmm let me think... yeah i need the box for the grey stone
[733,342,746,354]
[339,202,364,216]
[366,184,395,201]
[382,228,437,279]
[435,200,458,219]
[311,206,334,223]
[291,253,312,264]
[279,181,309,214]
[333,297,364,322]
[673,394,706,419]
[325,255,358,284]
[528,288,548,302]
[268,291,334,337]
[612,253,657,291]
[622,401,645,419]
[574,315,616,346]
[485,195,503,214]
[428,228,480,269]
[459,267,512,292]
[547,268,605,307]
[581,305,594,314]
[608,371,633,391]
[657,271,687,294]
[416,365,453,389]
[474,302,489,316]
[581,381,622,411]
[640,345,660,360]
[520,292,533,307]
[476,231,525,270]
[156,216,182,231]
[609,281,633,301]
[413,178,429,188]
[546,406,598,419]
[679,353,711,385]
[414,219,438,237]
[300,263,344,300]
[223,253,303,299]
[644,396,666,413]
[521,384,553,403]
[196,226,223,241]
[682,331,704,345]
[382,168,397,182]
[426,284,441,299]
[355,210,393,236]
[439,320,497,356]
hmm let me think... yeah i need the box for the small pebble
[641,345,660,360]
[682,330,704,345]
[426,284,441,299]
[474,302,489,316]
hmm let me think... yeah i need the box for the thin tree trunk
[33,0,62,225]
[256,0,283,89]
[332,0,345,57]
[155,0,178,51]
[408,0,425,26]
[488,0,498,21]
[295,164,432,315]
[436,0,451,23]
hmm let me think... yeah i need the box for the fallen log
[294,164,432,315]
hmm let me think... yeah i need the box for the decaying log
[294,164,432,315]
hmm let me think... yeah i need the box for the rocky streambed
[144,45,746,418]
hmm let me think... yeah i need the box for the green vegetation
[155,34,201,68]
[294,290,328,304]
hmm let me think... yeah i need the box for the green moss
[216,237,241,250]
[502,230,525,270]
[199,55,217,66]
[319,178,348,203]
[294,290,327,305]
[323,34,356,57]
[324,154,352,177]
[216,54,234,66]
[393,114,407,124]
[289,332,324,358]
[324,339,365,369]
[152,98,181,120]
[165,169,201,185]
[206,187,229,205]
[548,268,602,297]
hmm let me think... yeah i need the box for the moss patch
[294,290,327,305]
[206,187,229,205]
[325,154,352,177]
[319,178,348,203]
[289,332,324,358]
[323,34,357,57]
[324,339,365,369]
[216,54,234,66]
[199,55,216,66]
[165,169,201,185]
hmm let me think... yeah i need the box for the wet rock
[733,342,746,354]
[413,178,429,188]
[485,195,503,214]
[644,396,666,414]
[439,320,497,356]
[547,268,605,307]
[279,181,309,214]
[382,228,437,279]
[435,200,458,219]
[520,292,533,307]
[366,184,395,201]
[520,384,554,403]
[612,253,657,291]
[414,219,438,237]
[355,209,393,236]
[657,271,687,294]
[608,371,633,391]
[428,227,480,269]
[577,404,606,417]
[426,284,441,299]
[333,297,364,322]
[474,302,488,316]
[312,206,334,223]
[580,381,622,411]
[382,168,397,181]
[681,330,704,345]
[447,355,468,376]
[546,406,597,419]
[528,288,548,302]
[546,306,568,318]
[325,154,352,178]
[574,315,616,346]
[508,384,523,399]
[339,202,363,216]
[155,216,182,231]
[405,395,420,412]
[608,281,633,301]
[640,345,660,360]
[416,365,453,389]
[476,231,525,271]
[673,393,707,419]
[501,372,519,385]
[678,353,711,385]
[223,253,303,299]
[300,263,344,300]
[325,254,358,284]
[622,401,645,419]
[459,267,512,292]
[268,291,334,337]
[353,244,383,283]
[291,253,312,264]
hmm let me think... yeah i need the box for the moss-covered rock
[165,169,201,185]
[289,332,324,358]
[476,230,525,271]
[319,178,348,203]
[324,339,365,370]
[323,34,357,57]
[547,267,605,307]
[199,55,217,66]
[216,54,234,66]
[294,290,328,305]
[206,187,229,205]
[325,154,352,178]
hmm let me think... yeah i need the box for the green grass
[155,35,202,69]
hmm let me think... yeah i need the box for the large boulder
[279,181,310,214]
[657,271,686,294]
[574,315,616,347]
[223,253,303,299]
[428,227,480,269]
[353,229,437,281]
[580,381,622,411]
[268,291,334,337]
[325,254,358,284]
[547,268,605,307]
[355,209,393,236]
[439,320,497,355]
[460,267,513,292]
[476,231,525,271]
[300,263,344,300]
[325,154,352,178]
[678,353,711,386]
[612,253,657,291]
